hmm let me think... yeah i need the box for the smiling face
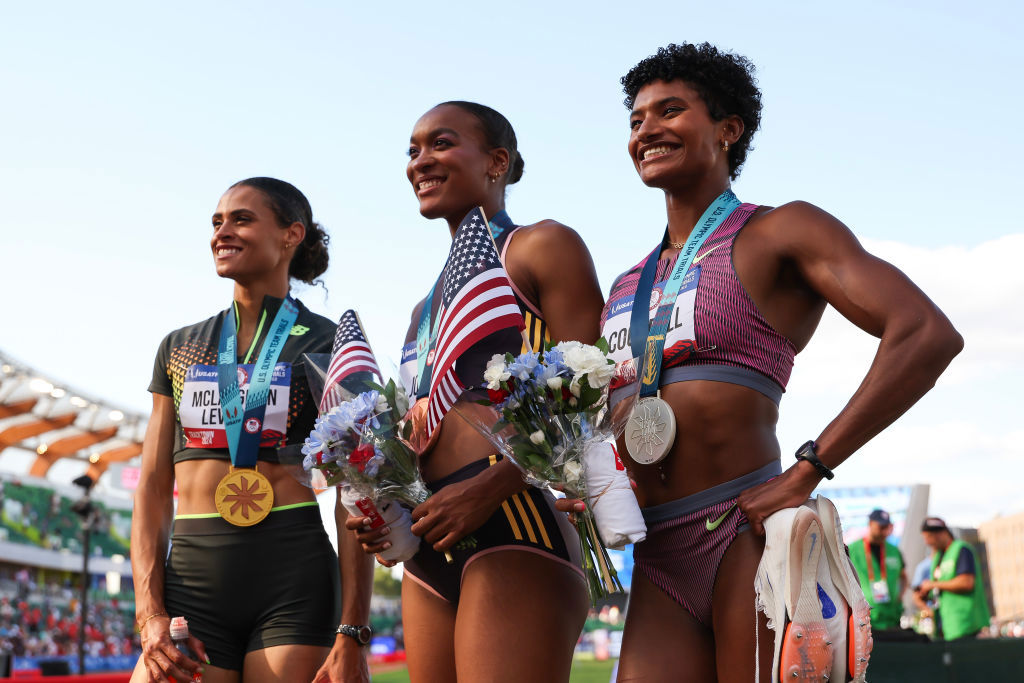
[406,104,506,223]
[627,79,738,192]
[210,185,300,285]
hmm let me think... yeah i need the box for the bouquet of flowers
[460,339,646,602]
[301,379,426,562]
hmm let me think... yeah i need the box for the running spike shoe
[803,495,873,682]
[755,505,834,682]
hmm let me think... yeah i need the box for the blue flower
[507,352,540,382]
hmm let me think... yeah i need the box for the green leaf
[595,337,610,355]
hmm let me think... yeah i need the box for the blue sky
[1,1,1021,527]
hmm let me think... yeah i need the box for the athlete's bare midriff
[618,379,781,508]
[417,399,502,483]
[173,458,317,515]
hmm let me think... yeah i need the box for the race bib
[399,341,417,397]
[180,363,291,448]
[602,265,701,368]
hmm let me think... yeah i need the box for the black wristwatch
[336,624,373,646]
[795,440,835,480]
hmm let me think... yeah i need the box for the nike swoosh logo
[692,242,724,264]
[706,503,736,531]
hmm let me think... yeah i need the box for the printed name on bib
[603,265,702,369]
[399,341,417,396]
[180,363,291,448]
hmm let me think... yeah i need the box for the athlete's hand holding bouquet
[458,339,646,602]
[301,379,426,562]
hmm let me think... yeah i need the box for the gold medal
[215,466,274,526]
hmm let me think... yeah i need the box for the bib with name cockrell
[149,295,335,465]
[600,200,796,411]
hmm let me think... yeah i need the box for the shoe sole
[778,509,833,681]
[812,496,873,681]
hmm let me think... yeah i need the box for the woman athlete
[131,178,373,683]
[561,43,962,682]
[343,102,603,682]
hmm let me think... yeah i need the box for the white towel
[339,487,421,563]
[582,440,646,550]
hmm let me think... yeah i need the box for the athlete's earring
[720,140,730,151]
[488,173,499,183]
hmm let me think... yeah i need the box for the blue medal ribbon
[217,296,300,467]
[629,190,741,398]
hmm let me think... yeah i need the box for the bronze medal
[215,466,274,526]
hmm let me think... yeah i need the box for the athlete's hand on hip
[410,476,498,552]
[737,462,820,535]
[312,636,370,683]
[139,614,207,683]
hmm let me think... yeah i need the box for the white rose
[529,430,545,445]
[552,340,583,355]
[546,377,564,392]
[375,394,390,414]
[483,354,511,390]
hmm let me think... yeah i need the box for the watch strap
[795,440,835,480]
[336,624,372,646]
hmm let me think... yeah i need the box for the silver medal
[624,396,676,465]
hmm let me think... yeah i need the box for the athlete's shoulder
[160,310,226,348]
[293,300,335,333]
[510,219,587,249]
[745,200,845,234]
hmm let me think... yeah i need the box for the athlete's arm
[739,201,962,533]
[131,394,206,682]
[314,493,372,683]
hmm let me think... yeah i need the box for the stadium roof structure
[0,349,145,485]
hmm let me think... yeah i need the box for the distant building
[978,511,1024,623]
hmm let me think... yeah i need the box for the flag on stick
[425,207,525,435]
[320,310,381,413]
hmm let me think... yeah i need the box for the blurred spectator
[918,516,991,640]
[850,508,907,631]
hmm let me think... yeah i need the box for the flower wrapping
[460,339,643,602]
[301,379,428,562]
[582,440,646,550]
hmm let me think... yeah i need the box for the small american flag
[320,310,381,413]
[426,207,525,435]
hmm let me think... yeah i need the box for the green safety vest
[930,539,990,640]
[850,538,904,630]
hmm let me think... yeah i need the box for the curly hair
[230,177,329,286]
[621,43,762,179]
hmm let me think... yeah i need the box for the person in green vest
[918,516,991,640]
[850,508,907,631]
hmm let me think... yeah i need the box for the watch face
[357,626,372,644]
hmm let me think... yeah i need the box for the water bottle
[169,616,202,682]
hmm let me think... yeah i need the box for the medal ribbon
[865,538,887,582]
[217,296,299,468]
[415,275,443,399]
[629,190,741,398]
[414,210,513,398]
